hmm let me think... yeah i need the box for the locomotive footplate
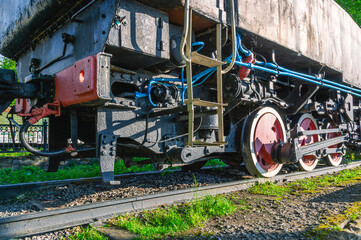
[272,128,347,164]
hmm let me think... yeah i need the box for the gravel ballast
[22,181,361,240]
[0,168,238,218]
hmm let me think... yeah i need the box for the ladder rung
[193,140,228,146]
[191,52,225,67]
[186,98,228,108]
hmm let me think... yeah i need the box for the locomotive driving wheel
[296,113,319,171]
[323,121,344,166]
[242,106,286,177]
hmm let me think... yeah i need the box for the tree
[0,57,16,73]
[335,0,361,26]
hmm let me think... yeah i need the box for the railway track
[0,166,227,199]
[1,161,361,239]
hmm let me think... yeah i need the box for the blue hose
[237,34,252,57]
[148,66,217,106]
[148,78,181,107]
[192,41,205,52]
[234,61,361,98]
[181,68,185,104]
[235,32,361,97]
[255,61,361,94]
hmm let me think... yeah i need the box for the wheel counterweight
[242,106,286,177]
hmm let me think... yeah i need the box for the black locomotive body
[0,0,360,183]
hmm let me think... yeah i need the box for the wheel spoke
[258,143,273,165]
[297,114,319,171]
[302,118,312,130]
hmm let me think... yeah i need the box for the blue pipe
[237,34,252,57]
[236,33,361,95]
[148,66,217,107]
[194,68,217,87]
[181,67,217,102]
[234,61,361,98]
[255,61,361,94]
[192,41,205,52]
[148,78,182,107]
[181,68,185,104]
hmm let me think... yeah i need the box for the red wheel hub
[299,118,319,166]
[253,113,284,172]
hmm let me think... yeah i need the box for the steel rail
[0,166,226,199]
[1,161,361,239]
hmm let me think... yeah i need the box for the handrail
[222,0,237,74]
[180,0,191,63]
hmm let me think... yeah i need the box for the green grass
[249,181,291,197]
[108,195,236,239]
[67,226,108,240]
[0,159,155,185]
[204,159,227,167]
[0,158,225,185]
[0,152,31,157]
[248,167,361,197]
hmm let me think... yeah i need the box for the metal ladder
[180,0,237,146]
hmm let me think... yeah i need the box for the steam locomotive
[0,0,360,184]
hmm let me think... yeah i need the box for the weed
[109,195,236,239]
[68,226,108,240]
[306,201,361,239]
[204,159,227,168]
[0,159,156,185]
[248,181,291,197]
[248,166,361,198]
[236,199,250,211]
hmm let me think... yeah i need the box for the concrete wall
[191,0,361,87]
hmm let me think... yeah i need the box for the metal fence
[0,121,48,153]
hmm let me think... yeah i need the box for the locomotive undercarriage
[1,0,360,184]
[41,61,355,184]
[35,53,358,184]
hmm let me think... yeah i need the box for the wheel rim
[327,123,343,164]
[253,112,284,173]
[298,115,319,167]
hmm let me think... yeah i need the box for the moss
[306,201,361,239]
